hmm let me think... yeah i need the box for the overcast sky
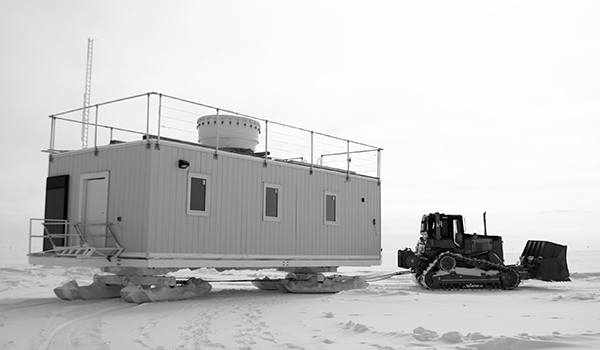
[1,1,598,254]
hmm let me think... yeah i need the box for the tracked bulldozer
[398,212,570,290]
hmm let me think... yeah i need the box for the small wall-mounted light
[178,159,190,169]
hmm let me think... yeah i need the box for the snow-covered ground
[1,247,599,350]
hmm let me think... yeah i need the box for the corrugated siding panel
[232,158,244,254]
[222,156,235,253]
[201,152,214,254]
[239,159,249,254]
[212,153,222,253]
[246,157,261,254]
[109,144,149,253]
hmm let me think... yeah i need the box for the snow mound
[551,293,599,302]
[343,321,369,333]
[472,334,588,350]
[570,272,600,281]
[413,326,439,341]
[409,328,596,349]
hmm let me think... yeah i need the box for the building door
[43,175,69,250]
[80,172,109,247]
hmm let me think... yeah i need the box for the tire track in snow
[38,301,135,350]
[0,298,61,313]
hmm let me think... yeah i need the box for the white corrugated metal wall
[148,141,381,258]
[48,140,381,260]
[48,143,152,254]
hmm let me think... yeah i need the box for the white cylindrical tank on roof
[197,115,261,151]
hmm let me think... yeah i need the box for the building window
[264,183,281,221]
[325,192,337,224]
[187,173,210,216]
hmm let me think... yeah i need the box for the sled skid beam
[54,271,212,303]
[253,272,368,293]
[54,275,122,300]
[120,278,212,303]
[97,274,178,287]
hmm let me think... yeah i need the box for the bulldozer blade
[521,240,570,282]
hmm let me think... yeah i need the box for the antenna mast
[81,38,95,148]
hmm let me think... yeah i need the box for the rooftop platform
[46,92,383,180]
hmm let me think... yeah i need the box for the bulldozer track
[418,252,521,290]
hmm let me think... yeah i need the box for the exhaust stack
[483,211,487,236]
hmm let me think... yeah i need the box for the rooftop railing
[47,92,382,179]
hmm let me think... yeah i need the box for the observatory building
[30,93,383,274]
[29,93,384,301]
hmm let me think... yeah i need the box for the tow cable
[362,270,412,282]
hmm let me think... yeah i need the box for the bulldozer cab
[421,213,465,247]
[420,212,504,263]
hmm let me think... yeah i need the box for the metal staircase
[29,219,124,260]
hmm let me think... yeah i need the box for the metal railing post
[377,148,382,184]
[49,116,56,161]
[156,93,162,149]
[28,218,33,255]
[310,131,314,174]
[214,109,220,159]
[346,140,350,180]
[146,93,151,149]
[264,120,268,167]
[93,105,99,155]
